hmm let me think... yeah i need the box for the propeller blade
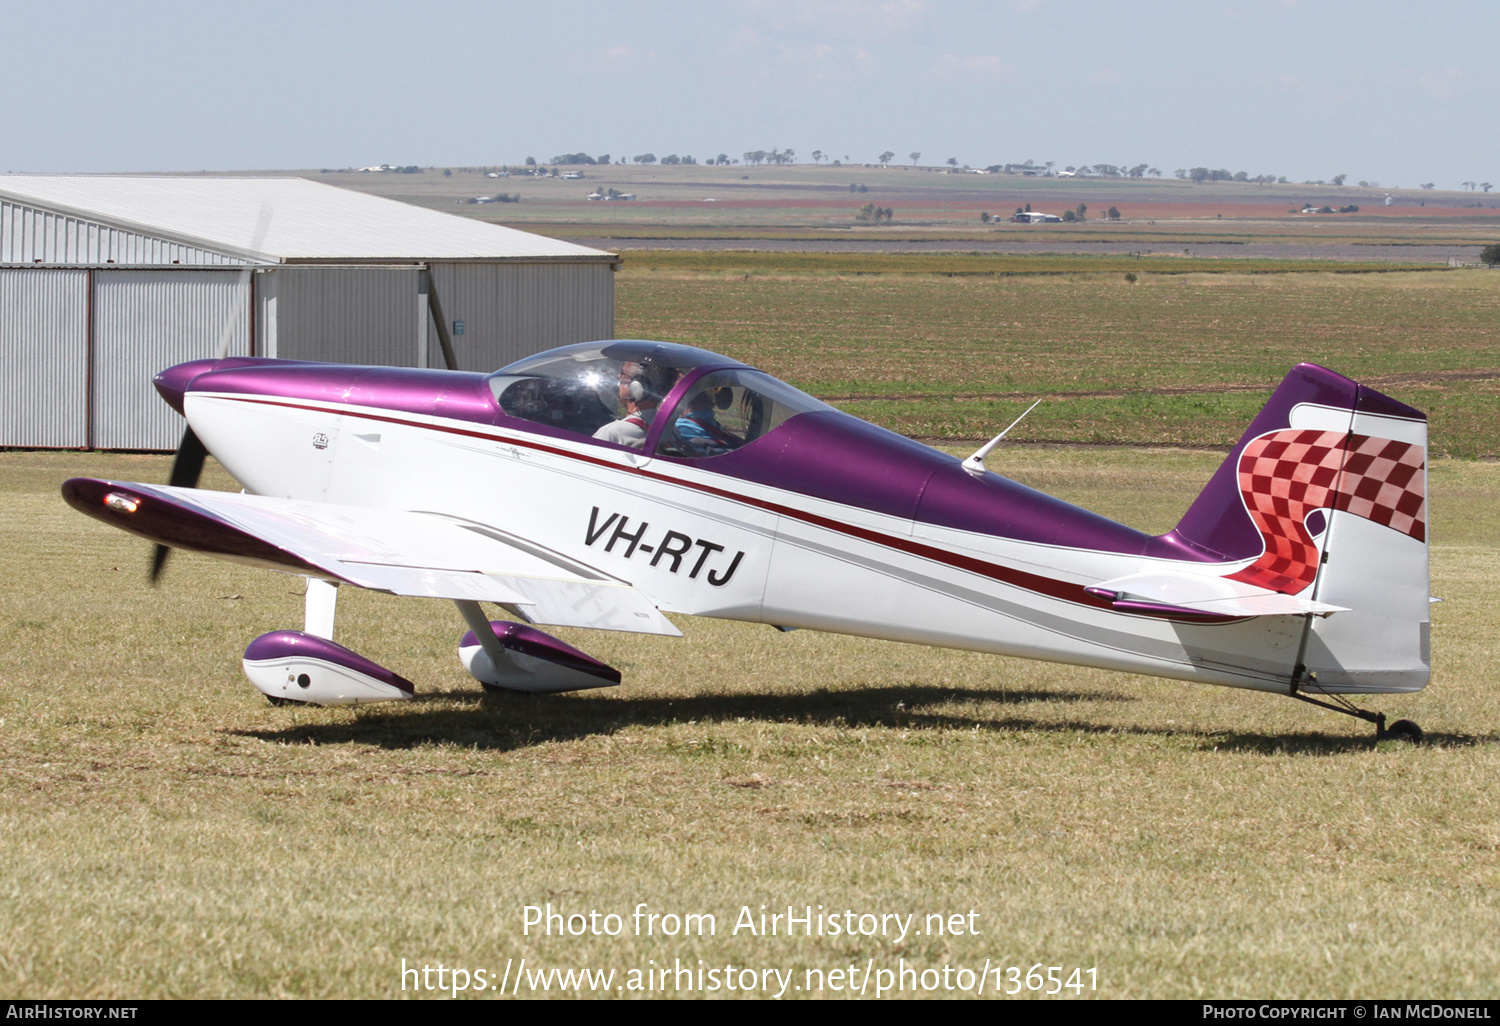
[167,426,208,488]
[213,204,272,360]
[149,426,209,583]
[153,202,267,582]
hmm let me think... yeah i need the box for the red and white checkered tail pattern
[1227,429,1427,594]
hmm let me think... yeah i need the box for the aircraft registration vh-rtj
[63,340,1433,740]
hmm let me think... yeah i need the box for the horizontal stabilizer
[62,478,680,637]
[1087,571,1349,619]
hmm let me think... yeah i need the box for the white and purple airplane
[63,341,1432,739]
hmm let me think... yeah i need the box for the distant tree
[1061,209,1077,222]
[812,150,824,164]
[1480,244,1500,266]
[1234,171,1249,182]
[910,152,921,166]
[443,169,452,177]
[856,202,877,221]
[1149,168,1161,177]
[597,154,610,165]
[525,156,537,166]
[947,157,958,168]
[879,151,895,165]
[1174,168,1187,179]
[1129,163,1149,178]
[1421,183,1436,190]
[1107,206,1121,219]
[981,212,991,223]
[1332,173,1347,186]
[1463,181,1476,191]
[633,153,657,164]
[1189,167,1210,183]
[715,153,730,165]
[1484,183,1494,193]
[1076,203,1087,219]
[662,155,680,165]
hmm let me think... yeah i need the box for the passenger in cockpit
[674,388,743,456]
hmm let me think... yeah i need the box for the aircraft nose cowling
[152,359,223,414]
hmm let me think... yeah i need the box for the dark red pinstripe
[209,393,1243,625]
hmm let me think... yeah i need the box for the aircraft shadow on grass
[229,683,1484,756]
[231,682,1125,753]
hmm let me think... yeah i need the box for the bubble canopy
[487,341,833,457]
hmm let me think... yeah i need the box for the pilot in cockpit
[592,362,677,449]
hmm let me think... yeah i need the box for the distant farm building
[0,176,616,449]
[1011,211,1064,223]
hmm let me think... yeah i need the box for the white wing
[65,479,680,636]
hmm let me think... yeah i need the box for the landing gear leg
[1289,689,1422,742]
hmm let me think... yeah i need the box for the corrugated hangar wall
[92,270,252,450]
[430,262,615,372]
[0,268,251,450]
[0,261,616,449]
[0,269,89,448]
[0,199,246,266]
[257,266,421,366]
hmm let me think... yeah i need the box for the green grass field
[3,251,1499,999]
[1,447,1496,999]
[617,262,1500,458]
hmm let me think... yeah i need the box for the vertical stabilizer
[1165,364,1430,694]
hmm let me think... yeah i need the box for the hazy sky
[4,0,1494,189]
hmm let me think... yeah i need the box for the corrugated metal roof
[0,176,612,264]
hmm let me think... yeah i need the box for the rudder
[1166,364,1430,694]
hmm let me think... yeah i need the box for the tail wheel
[1384,719,1424,742]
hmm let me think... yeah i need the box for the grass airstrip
[2,250,1499,999]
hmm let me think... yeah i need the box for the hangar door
[91,269,250,450]
[0,269,89,448]
[256,266,421,366]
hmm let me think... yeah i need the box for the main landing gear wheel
[1382,719,1424,743]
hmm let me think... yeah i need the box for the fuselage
[151,343,1366,696]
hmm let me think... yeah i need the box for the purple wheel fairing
[243,631,414,694]
[459,621,621,685]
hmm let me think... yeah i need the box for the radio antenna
[961,398,1042,478]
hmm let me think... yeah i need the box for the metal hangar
[0,175,617,449]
